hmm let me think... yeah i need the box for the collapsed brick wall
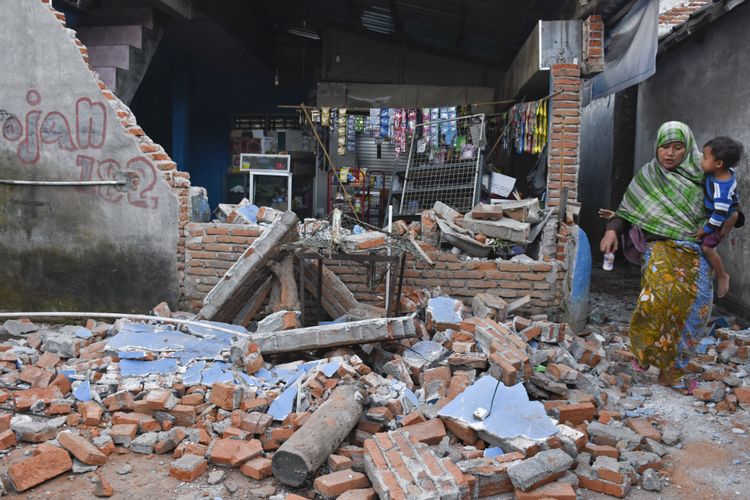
[183,223,263,312]
[327,253,565,317]
[39,0,192,307]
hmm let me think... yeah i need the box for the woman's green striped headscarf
[616,121,705,241]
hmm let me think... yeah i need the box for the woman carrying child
[599,121,714,390]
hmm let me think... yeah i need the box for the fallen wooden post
[252,315,416,354]
[272,384,364,486]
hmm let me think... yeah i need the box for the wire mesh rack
[398,114,485,215]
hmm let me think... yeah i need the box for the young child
[695,136,744,298]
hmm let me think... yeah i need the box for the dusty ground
[586,265,750,500]
[3,264,749,500]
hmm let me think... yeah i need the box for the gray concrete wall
[0,0,179,312]
[635,3,750,313]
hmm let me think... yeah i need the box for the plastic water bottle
[602,252,615,271]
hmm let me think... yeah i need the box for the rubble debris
[1,280,748,500]
[273,385,364,487]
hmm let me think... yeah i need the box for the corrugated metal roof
[293,0,570,67]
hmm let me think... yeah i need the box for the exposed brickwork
[364,430,469,499]
[547,64,582,212]
[184,222,264,311]
[329,249,565,316]
[659,1,713,36]
[39,0,192,306]
[582,15,604,75]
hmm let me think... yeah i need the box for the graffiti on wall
[1,90,159,209]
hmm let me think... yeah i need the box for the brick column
[582,15,604,76]
[547,64,582,211]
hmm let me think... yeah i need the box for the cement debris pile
[2,297,746,499]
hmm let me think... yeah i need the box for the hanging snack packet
[380,108,389,138]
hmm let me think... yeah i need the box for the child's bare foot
[717,273,730,298]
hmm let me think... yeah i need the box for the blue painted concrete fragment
[120,358,178,377]
[73,380,91,402]
[438,376,557,440]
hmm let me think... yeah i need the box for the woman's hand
[600,229,619,254]
[598,208,615,220]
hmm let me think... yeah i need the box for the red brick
[169,454,207,482]
[515,480,577,499]
[442,417,478,445]
[337,488,378,500]
[209,438,262,466]
[57,431,107,465]
[626,417,661,442]
[558,402,596,425]
[13,386,63,411]
[209,382,239,410]
[145,389,177,410]
[180,393,204,406]
[314,469,370,498]
[8,444,72,492]
[400,410,425,426]
[0,429,16,450]
[109,424,138,445]
[734,386,750,404]
[399,418,447,445]
[48,400,73,415]
[329,453,354,471]
[578,475,630,497]
[78,401,103,426]
[239,456,273,480]
[585,443,619,459]
[0,413,10,432]
[170,405,196,426]
[35,352,61,369]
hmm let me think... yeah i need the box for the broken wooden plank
[199,211,299,322]
[272,384,365,487]
[251,315,416,354]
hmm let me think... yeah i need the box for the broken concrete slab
[462,213,530,243]
[438,376,557,448]
[435,218,491,257]
[251,316,416,354]
[199,211,299,322]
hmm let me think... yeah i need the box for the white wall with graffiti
[0,0,180,312]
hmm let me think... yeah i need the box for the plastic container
[602,252,615,271]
